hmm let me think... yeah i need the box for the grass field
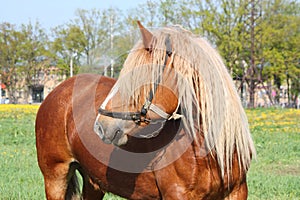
[0,104,299,199]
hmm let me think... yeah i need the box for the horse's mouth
[111,130,128,146]
[96,129,127,146]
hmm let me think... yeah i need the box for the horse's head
[94,21,181,146]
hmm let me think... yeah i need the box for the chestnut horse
[36,22,255,200]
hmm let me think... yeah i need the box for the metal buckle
[141,99,151,116]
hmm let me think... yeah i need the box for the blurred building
[1,66,66,104]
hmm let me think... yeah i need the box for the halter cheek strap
[144,98,183,121]
[140,35,173,120]
[148,103,170,119]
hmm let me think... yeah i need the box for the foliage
[0,105,299,199]
[0,22,50,103]
[19,22,50,99]
[261,0,300,105]
[0,23,23,102]
[51,24,86,76]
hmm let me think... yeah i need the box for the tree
[52,24,86,76]
[72,8,117,67]
[241,0,264,108]
[0,23,23,103]
[67,8,124,77]
[0,21,50,103]
[19,21,50,102]
[125,0,159,27]
[189,0,254,105]
[261,0,300,106]
[158,0,183,25]
[186,0,299,108]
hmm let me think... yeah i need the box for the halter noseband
[98,35,181,124]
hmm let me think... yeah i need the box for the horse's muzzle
[94,114,128,146]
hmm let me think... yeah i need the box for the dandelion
[0,104,39,118]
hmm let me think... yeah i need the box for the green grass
[0,106,44,199]
[0,105,299,199]
[246,109,300,200]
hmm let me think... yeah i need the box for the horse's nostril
[111,129,128,146]
[112,129,121,141]
[94,120,104,138]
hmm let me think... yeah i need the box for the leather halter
[98,35,180,124]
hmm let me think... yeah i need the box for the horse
[36,21,255,200]
[94,21,256,199]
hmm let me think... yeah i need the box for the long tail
[66,162,82,200]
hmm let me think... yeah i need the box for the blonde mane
[112,26,256,177]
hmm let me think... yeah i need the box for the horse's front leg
[225,181,248,200]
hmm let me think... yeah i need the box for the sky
[0,0,144,31]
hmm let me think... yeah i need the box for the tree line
[0,0,299,107]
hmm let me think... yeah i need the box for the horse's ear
[137,21,153,50]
